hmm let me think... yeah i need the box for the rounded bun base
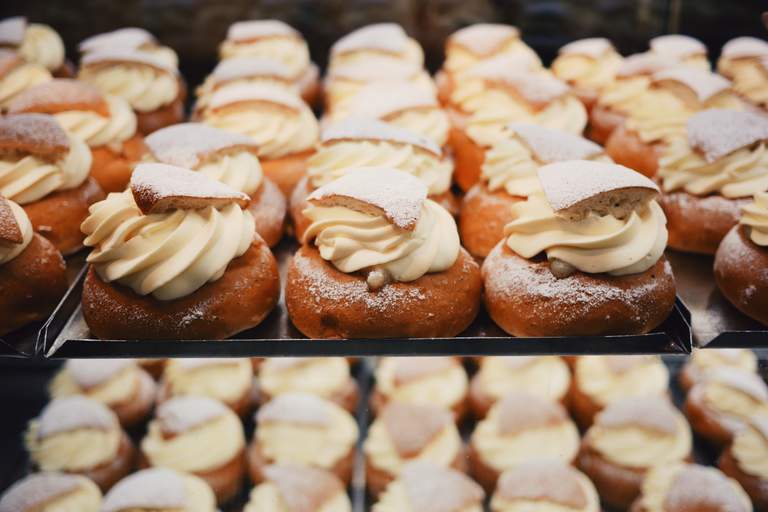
[82,431,136,492]
[248,177,286,248]
[247,439,355,486]
[605,125,659,178]
[111,368,156,429]
[262,149,314,197]
[285,245,482,339]
[482,243,676,337]
[714,225,768,326]
[576,444,646,510]
[588,104,626,145]
[82,239,280,340]
[136,80,187,135]
[91,134,147,193]
[448,114,485,192]
[684,384,737,448]
[568,378,605,430]
[719,444,768,512]
[194,449,246,505]
[459,183,520,259]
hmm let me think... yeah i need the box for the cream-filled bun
[0,49,51,108]
[0,17,65,72]
[552,38,624,101]
[442,24,541,76]
[648,34,710,71]
[718,37,768,82]
[219,20,311,77]
[0,472,101,512]
[244,464,351,512]
[79,27,179,68]
[329,23,423,71]
[680,349,758,391]
[720,415,768,511]
[101,468,216,512]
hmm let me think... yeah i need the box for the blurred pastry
[78,27,178,68]
[657,109,768,254]
[469,356,571,418]
[285,168,481,339]
[364,402,465,497]
[459,123,608,257]
[141,395,246,504]
[719,415,768,511]
[50,358,156,429]
[718,37,768,111]
[0,17,69,76]
[258,357,358,412]
[0,472,102,512]
[482,161,675,337]
[144,122,286,247]
[8,79,146,193]
[680,349,758,392]
[577,397,692,509]
[248,393,358,485]
[0,113,102,255]
[80,163,280,340]
[490,461,600,512]
[715,191,768,326]
[631,463,752,512]
[328,23,424,71]
[469,392,580,493]
[0,49,51,109]
[101,468,216,512]
[0,195,67,336]
[551,38,623,109]
[159,358,254,417]
[25,396,135,492]
[78,48,185,134]
[570,355,670,428]
[648,34,710,71]
[244,464,352,512]
[201,84,319,196]
[373,461,485,512]
[137,359,166,380]
[371,357,469,421]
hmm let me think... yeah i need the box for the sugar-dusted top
[322,117,440,156]
[559,37,615,59]
[327,58,421,82]
[652,68,731,103]
[208,82,304,111]
[37,396,117,439]
[0,49,23,77]
[341,81,438,119]
[391,357,457,385]
[130,163,250,215]
[0,473,86,512]
[481,69,571,108]
[496,461,588,508]
[596,396,678,434]
[263,464,344,512]
[156,395,229,435]
[464,52,540,78]
[381,402,453,457]
[101,468,186,512]
[81,47,177,74]
[145,123,259,169]
[67,359,135,389]
[616,52,676,78]
[307,167,427,231]
[497,392,568,435]
[210,56,295,84]
[79,27,156,54]
[257,393,332,427]
[509,123,603,163]
[0,113,69,161]
[722,36,768,60]
[448,24,519,56]
[687,109,768,163]
[0,17,25,47]
[650,34,707,59]
[226,20,300,42]
[7,79,107,116]
[706,367,768,402]
[331,23,409,56]
[0,197,22,245]
[664,465,748,512]
[401,462,485,512]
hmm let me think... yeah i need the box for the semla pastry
[718,37,768,111]
[101,468,216,512]
[244,464,352,512]
[0,49,51,108]
[0,16,68,76]
[79,27,179,68]
[0,472,102,512]
[679,348,758,392]
[648,34,710,70]
[719,415,768,511]
[551,37,624,109]
[328,23,424,72]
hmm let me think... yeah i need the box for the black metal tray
[38,242,693,358]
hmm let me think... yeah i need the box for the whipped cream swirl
[195,151,263,196]
[80,64,178,112]
[742,191,768,246]
[0,63,51,108]
[54,95,137,149]
[19,24,65,72]
[0,200,33,264]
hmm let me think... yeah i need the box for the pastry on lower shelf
[719,415,768,512]
[469,356,571,418]
[144,122,286,247]
[258,357,358,412]
[285,167,481,339]
[0,113,103,255]
[159,358,254,417]
[717,37,768,111]
[715,191,768,326]
[244,464,352,512]
[482,160,676,337]
[364,402,466,497]
[0,195,67,336]
[372,461,485,512]
[551,38,623,109]
[490,460,600,512]
[570,355,670,428]
[247,393,358,485]
[372,357,469,421]
[140,395,246,504]
[0,17,70,76]
[459,122,609,258]
[577,396,693,509]
[101,468,216,512]
[0,49,51,108]
[328,23,423,73]
[49,358,156,429]
[684,367,768,447]
[649,34,710,70]
[78,48,185,134]
[630,463,752,512]
[0,472,102,512]
[679,349,758,392]
[137,359,167,380]
[25,396,136,492]
[80,163,280,340]
[8,79,146,193]
[78,27,179,68]
[469,392,580,493]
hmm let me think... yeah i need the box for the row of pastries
[1,351,766,511]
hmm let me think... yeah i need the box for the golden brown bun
[719,444,768,512]
[605,125,659,178]
[482,243,676,337]
[285,245,482,339]
[247,177,286,248]
[435,70,454,107]
[110,369,156,429]
[300,72,321,108]
[135,79,187,135]
[23,177,105,255]
[568,377,604,430]
[588,104,626,145]
[259,378,359,414]
[247,438,355,486]
[448,120,485,192]
[0,233,67,336]
[82,238,280,340]
[369,388,469,424]
[714,225,768,326]
[661,192,748,255]
[90,133,147,193]
[468,373,569,420]
[684,384,736,448]
[261,149,314,197]
[82,431,136,492]
[459,183,520,259]
[138,359,166,380]
[573,87,599,112]
[576,443,646,509]
[52,61,76,78]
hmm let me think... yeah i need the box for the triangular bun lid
[721,36,768,60]
[0,17,26,46]
[130,163,249,215]
[145,122,259,169]
[322,117,440,156]
[79,27,156,53]
[226,20,299,42]
[508,123,603,163]
[307,167,427,231]
[559,37,614,59]
[651,68,731,104]
[101,468,187,512]
[687,109,768,163]
[331,23,409,56]
[0,473,87,512]
[538,160,659,221]
[650,34,706,58]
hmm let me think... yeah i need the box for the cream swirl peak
[220,20,310,78]
[78,27,178,68]
[0,18,65,72]
[0,196,32,265]
[330,23,424,70]
[304,167,460,286]
[552,38,623,91]
[444,24,541,75]
[741,191,768,246]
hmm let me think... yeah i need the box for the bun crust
[605,125,659,178]
[719,444,768,512]
[247,177,286,248]
[587,104,626,144]
[135,79,186,135]
[447,112,485,191]
[576,444,648,510]
[261,149,313,197]
[459,182,521,259]
[91,133,147,193]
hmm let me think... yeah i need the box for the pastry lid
[257,393,333,427]
[156,395,229,435]
[226,20,300,42]
[210,56,297,85]
[145,123,260,169]
[101,468,187,512]
[81,47,177,74]
[321,117,441,156]
[401,462,485,512]
[331,23,410,57]
[0,17,25,47]
[721,36,768,60]
[7,79,108,116]
[340,81,439,120]
[464,52,540,78]
[478,70,571,110]
[650,34,707,59]
[380,402,453,457]
[448,24,520,56]
[327,58,422,82]
[79,27,156,53]
[687,109,768,163]
[263,465,344,512]
[651,68,731,104]
[0,196,23,245]
[559,37,615,59]
[207,83,304,112]
[496,461,589,508]
[616,52,677,78]
[663,465,749,512]
[0,113,69,161]
[508,123,603,163]
[67,359,136,389]
[0,473,88,512]
[596,396,679,434]
[497,392,569,435]
[37,396,117,439]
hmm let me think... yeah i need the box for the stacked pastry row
[2,351,766,512]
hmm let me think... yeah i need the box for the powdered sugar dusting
[81,47,176,74]
[157,395,228,434]
[509,123,603,163]
[258,393,333,427]
[496,461,588,508]
[0,197,22,245]
[264,464,343,512]
[663,465,748,512]
[102,468,186,512]
[706,367,768,402]
[650,34,707,59]
[617,53,677,78]
[559,38,614,59]
[0,17,25,47]
[687,109,768,163]
[391,357,456,385]
[322,117,440,156]
[227,20,299,42]
[0,473,84,512]
[652,69,731,103]
[449,24,519,56]
[211,56,295,84]
[145,123,258,169]
[497,392,568,435]
[597,396,678,434]
[37,396,117,439]
[721,37,768,60]
[342,81,438,120]
[328,59,421,82]
[79,27,155,54]
[208,82,304,111]
[331,23,408,56]
[401,462,484,512]
[0,113,69,160]
[7,79,105,114]
[481,70,570,107]
[67,359,135,389]
[381,402,452,457]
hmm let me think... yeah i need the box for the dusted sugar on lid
[381,402,453,457]
[130,163,250,214]
[464,52,540,78]
[0,17,25,46]
[651,34,707,59]
[401,462,485,512]
[210,56,296,84]
[722,36,768,59]
[258,393,332,427]
[263,464,343,512]
[497,392,568,435]
[145,123,259,169]
[208,82,304,111]
[687,109,768,163]
[101,468,186,512]
[7,79,107,116]
[157,395,229,435]
[227,20,299,42]
[0,472,88,512]
[496,461,588,508]
[340,81,438,119]
[449,24,520,56]
[67,359,135,389]
[652,68,731,103]
[307,167,427,231]
[0,196,22,244]
[617,53,677,78]
[509,123,603,163]
[597,396,678,434]
[81,47,176,74]
[391,357,456,385]
[559,37,614,59]
[478,69,571,109]
[328,58,421,82]
[0,113,69,161]
[79,27,156,53]
[37,396,117,439]
[322,117,440,156]
[332,23,409,56]
[664,465,748,512]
